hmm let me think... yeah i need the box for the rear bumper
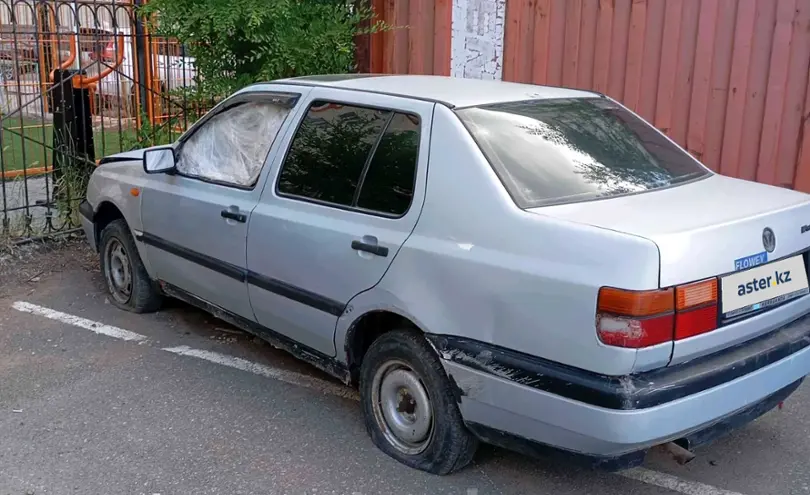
[427,310,810,465]
[465,378,802,470]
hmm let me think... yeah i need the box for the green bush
[141,0,385,98]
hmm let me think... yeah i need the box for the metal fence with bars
[0,0,201,242]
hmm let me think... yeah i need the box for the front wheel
[359,329,478,475]
[99,219,163,313]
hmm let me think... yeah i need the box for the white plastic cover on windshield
[176,101,290,187]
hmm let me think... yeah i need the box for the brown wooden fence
[502,0,810,192]
[366,0,452,76]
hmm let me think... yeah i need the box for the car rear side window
[278,100,420,216]
[456,98,710,208]
[356,113,420,215]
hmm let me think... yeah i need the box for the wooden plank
[382,0,396,74]
[370,0,386,73]
[719,0,756,177]
[622,0,647,111]
[792,50,810,192]
[408,0,431,74]
[433,0,452,75]
[686,0,719,164]
[776,0,810,188]
[756,0,796,184]
[576,0,598,90]
[502,0,524,81]
[354,0,373,73]
[638,0,665,122]
[670,0,700,145]
[738,0,778,181]
[655,0,684,137]
[393,0,410,73]
[547,0,567,86]
[562,0,582,87]
[703,0,737,171]
[517,0,538,82]
[607,0,631,99]
[792,79,810,192]
[592,0,614,94]
[531,0,552,84]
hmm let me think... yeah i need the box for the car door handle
[220,209,247,223]
[351,240,388,257]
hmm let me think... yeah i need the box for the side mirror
[143,147,176,174]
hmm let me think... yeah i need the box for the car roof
[252,74,601,108]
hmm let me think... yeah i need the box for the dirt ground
[0,236,97,299]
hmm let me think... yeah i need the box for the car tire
[99,219,162,313]
[359,329,478,475]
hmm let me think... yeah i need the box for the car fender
[87,159,154,277]
[335,286,436,366]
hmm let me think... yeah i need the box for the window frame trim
[171,91,300,191]
[274,98,423,219]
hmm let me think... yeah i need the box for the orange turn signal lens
[675,278,718,310]
[597,287,674,317]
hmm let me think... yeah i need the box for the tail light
[597,278,718,348]
[674,279,718,340]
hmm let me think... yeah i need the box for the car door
[141,91,300,320]
[246,88,432,356]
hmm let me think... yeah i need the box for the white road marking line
[619,467,747,495]
[12,301,148,342]
[162,345,359,401]
[12,301,751,495]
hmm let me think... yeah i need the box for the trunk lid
[531,174,810,367]
[531,174,810,287]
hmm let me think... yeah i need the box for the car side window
[277,101,391,205]
[355,113,420,216]
[176,100,290,188]
[277,100,421,216]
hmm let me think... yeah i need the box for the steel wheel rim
[371,359,434,455]
[105,238,132,304]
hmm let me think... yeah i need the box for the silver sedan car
[80,74,810,475]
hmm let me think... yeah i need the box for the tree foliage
[141,0,383,97]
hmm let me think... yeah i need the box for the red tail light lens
[596,287,674,348]
[596,312,674,348]
[674,278,718,340]
[597,278,719,349]
[675,304,718,340]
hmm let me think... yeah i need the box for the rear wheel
[99,219,162,313]
[359,329,478,474]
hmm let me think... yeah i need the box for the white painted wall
[450,0,506,80]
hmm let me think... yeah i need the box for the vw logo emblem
[763,227,776,253]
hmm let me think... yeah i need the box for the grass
[1,117,137,174]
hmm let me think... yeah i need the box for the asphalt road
[1,241,809,494]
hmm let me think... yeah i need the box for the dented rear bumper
[426,311,810,465]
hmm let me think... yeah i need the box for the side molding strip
[136,232,344,316]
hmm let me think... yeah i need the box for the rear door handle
[220,208,247,223]
[351,240,388,257]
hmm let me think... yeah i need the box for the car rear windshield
[455,98,710,208]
